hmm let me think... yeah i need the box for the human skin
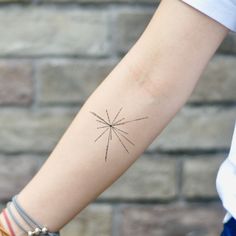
[0,0,229,235]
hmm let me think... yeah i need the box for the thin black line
[112,128,129,153]
[95,127,109,142]
[112,126,128,135]
[106,109,111,123]
[112,127,135,146]
[112,117,125,126]
[105,130,111,161]
[90,111,110,126]
[108,127,111,140]
[97,125,109,129]
[113,116,149,126]
[96,119,107,125]
[109,127,112,140]
[111,107,123,124]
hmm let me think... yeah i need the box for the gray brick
[113,9,155,53]
[0,61,33,106]
[182,156,225,199]
[0,7,109,56]
[120,203,225,236]
[0,155,46,200]
[37,59,117,105]
[218,32,236,54]
[0,0,28,2]
[0,109,76,153]
[148,107,236,151]
[60,204,112,236]
[99,155,177,200]
[190,55,236,102]
[0,204,4,211]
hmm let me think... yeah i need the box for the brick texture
[182,156,225,199]
[0,61,33,105]
[120,203,225,236]
[190,55,236,102]
[61,204,112,236]
[0,7,109,56]
[0,109,76,153]
[0,155,46,200]
[99,154,178,200]
[148,106,236,151]
[37,59,117,105]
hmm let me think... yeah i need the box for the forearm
[0,0,228,235]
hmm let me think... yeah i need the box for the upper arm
[124,0,230,104]
[181,0,236,33]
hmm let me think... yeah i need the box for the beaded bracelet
[6,202,31,236]
[9,195,60,236]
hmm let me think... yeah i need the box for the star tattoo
[89,107,149,161]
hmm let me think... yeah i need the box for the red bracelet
[2,209,15,236]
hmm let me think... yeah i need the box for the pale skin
[0,0,229,235]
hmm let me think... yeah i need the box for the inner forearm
[1,0,228,235]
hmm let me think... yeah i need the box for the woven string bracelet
[11,195,60,236]
[6,202,28,235]
[12,196,44,235]
[2,209,15,236]
[0,219,12,236]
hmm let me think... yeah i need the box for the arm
[0,0,229,235]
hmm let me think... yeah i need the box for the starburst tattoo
[89,107,149,161]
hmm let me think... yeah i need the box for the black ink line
[113,116,149,126]
[112,126,128,135]
[90,111,110,126]
[97,125,109,129]
[105,130,110,161]
[95,127,109,142]
[111,107,123,124]
[90,108,149,161]
[110,127,112,140]
[112,128,129,153]
[112,117,126,126]
[96,119,107,125]
[106,109,111,124]
[112,126,135,146]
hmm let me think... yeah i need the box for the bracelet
[10,195,60,236]
[0,219,12,236]
[6,202,28,235]
[2,209,15,236]
[12,196,42,234]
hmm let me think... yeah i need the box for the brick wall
[0,0,236,235]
